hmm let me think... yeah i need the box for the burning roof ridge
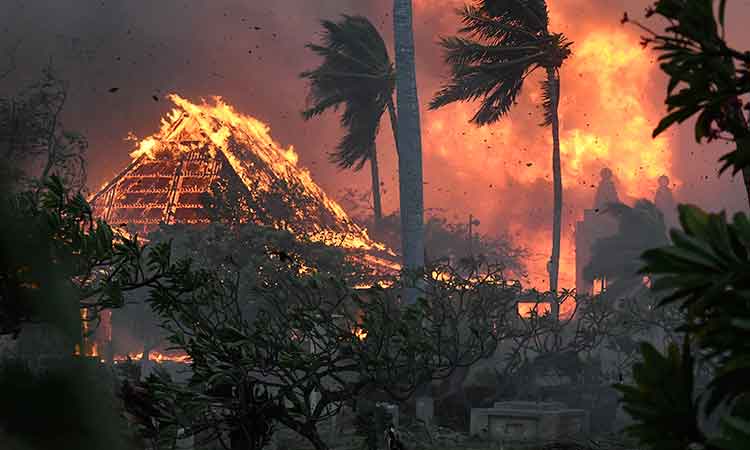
[92,94,394,256]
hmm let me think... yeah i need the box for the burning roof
[90,94,396,265]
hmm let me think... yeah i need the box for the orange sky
[378,0,678,290]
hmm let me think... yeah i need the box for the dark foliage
[616,205,750,449]
[624,0,750,178]
[0,176,172,340]
[301,15,395,170]
[584,200,670,297]
[131,258,520,450]
[301,15,396,224]
[0,358,134,450]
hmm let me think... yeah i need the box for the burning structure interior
[80,94,399,364]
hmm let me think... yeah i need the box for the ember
[352,326,367,341]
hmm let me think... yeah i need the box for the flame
[407,2,680,315]
[352,326,367,341]
[75,308,102,358]
[120,94,391,255]
[114,351,192,364]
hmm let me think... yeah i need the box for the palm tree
[430,0,572,319]
[301,15,399,227]
[393,0,426,300]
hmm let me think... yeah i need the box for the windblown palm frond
[430,2,571,125]
[480,0,550,35]
[301,15,395,170]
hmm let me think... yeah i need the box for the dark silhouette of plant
[623,0,750,206]
[0,67,87,191]
[0,175,172,340]
[301,15,397,226]
[130,259,518,450]
[616,205,750,449]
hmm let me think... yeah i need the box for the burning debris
[113,351,191,364]
[90,94,394,256]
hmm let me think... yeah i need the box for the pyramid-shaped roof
[90,95,393,259]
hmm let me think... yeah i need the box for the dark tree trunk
[370,143,383,227]
[387,97,400,159]
[393,0,425,307]
[547,68,563,321]
[743,167,750,209]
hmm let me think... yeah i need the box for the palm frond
[432,1,572,125]
[481,0,550,35]
[459,5,541,46]
[440,36,543,68]
[330,94,388,171]
[430,38,543,124]
[301,15,394,171]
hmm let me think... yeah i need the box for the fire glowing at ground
[352,326,367,341]
[114,351,192,364]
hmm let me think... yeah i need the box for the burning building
[86,94,399,364]
[90,94,388,250]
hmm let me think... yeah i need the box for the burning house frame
[83,94,398,364]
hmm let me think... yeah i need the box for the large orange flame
[409,1,679,317]
[123,94,393,255]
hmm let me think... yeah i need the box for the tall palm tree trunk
[387,97,400,159]
[393,0,425,298]
[370,143,383,227]
[547,68,562,321]
[394,0,430,420]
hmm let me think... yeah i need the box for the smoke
[1,0,748,290]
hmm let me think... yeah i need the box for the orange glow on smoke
[408,1,679,315]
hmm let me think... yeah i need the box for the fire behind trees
[120,251,520,450]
